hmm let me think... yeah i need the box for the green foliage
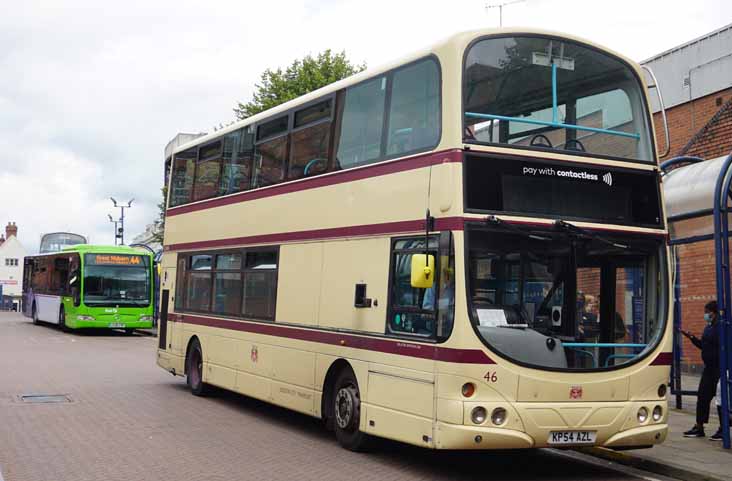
[234,50,365,120]
[152,185,167,245]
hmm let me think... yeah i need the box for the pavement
[0,311,729,481]
[581,373,732,481]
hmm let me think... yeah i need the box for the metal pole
[120,206,125,245]
[712,152,732,449]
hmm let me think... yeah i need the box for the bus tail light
[461,383,475,398]
[470,407,487,424]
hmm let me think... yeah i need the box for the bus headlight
[76,315,94,321]
[637,407,649,423]
[652,405,663,422]
[491,407,507,426]
[470,407,487,424]
[140,316,153,322]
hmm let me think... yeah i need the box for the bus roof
[59,244,153,256]
[171,27,641,157]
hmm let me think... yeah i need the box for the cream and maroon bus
[157,28,671,451]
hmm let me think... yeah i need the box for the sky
[1,0,730,254]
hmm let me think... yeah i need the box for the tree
[151,185,166,245]
[234,50,365,120]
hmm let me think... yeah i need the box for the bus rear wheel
[333,369,371,451]
[186,339,210,396]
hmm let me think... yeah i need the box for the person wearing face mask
[680,301,721,438]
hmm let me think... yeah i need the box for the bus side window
[387,237,438,337]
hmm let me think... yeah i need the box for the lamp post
[110,197,134,245]
[486,0,526,27]
[107,214,119,246]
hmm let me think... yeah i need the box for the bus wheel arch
[323,360,371,451]
[321,359,353,431]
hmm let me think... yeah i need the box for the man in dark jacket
[681,301,721,438]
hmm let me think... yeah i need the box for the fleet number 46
[483,371,498,383]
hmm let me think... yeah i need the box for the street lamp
[107,214,119,246]
[486,0,526,27]
[110,197,134,245]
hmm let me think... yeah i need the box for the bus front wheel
[333,369,371,451]
[59,306,68,332]
[186,338,210,396]
[32,303,39,325]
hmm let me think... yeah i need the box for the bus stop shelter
[662,153,732,448]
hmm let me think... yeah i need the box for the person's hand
[679,329,693,339]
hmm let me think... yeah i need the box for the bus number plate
[108,322,125,328]
[548,431,596,445]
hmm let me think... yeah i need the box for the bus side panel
[275,243,323,326]
[36,294,61,323]
[270,345,316,415]
[318,238,389,332]
[205,334,240,389]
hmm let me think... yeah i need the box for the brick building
[642,23,732,371]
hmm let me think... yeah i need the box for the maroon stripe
[166,216,465,252]
[181,313,495,364]
[167,149,462,217]
[650,352,672,366]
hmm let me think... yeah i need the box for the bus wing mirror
[411,254,435,288]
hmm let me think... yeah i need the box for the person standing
[681,301,721,438]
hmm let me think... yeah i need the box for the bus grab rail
[464,112,641,140]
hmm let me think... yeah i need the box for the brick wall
[653,87,732,159]
[656,88,732,371]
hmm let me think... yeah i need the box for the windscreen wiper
[485,216,551,241]
[554,220,628,249]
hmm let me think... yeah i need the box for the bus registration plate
[548,431,596,445]
[108,322,125,328]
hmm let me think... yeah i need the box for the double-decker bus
[157,28,671,451]
[39,232,87,254]
[23,245,154,333]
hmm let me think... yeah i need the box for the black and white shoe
[709,429,723,441]
[683,426,705,438]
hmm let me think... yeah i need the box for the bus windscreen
[83,254,150,306]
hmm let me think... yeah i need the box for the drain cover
[20,394,71,404]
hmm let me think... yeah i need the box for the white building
[0,222,27,311]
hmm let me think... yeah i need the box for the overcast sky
[1,0,730,253]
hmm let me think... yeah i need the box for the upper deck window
[464,36,653,162]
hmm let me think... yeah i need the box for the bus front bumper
[434,421,667,450]
[70,317,154,329]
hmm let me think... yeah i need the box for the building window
[5,258,18,266]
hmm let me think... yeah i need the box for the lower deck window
[177,248,278,320]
